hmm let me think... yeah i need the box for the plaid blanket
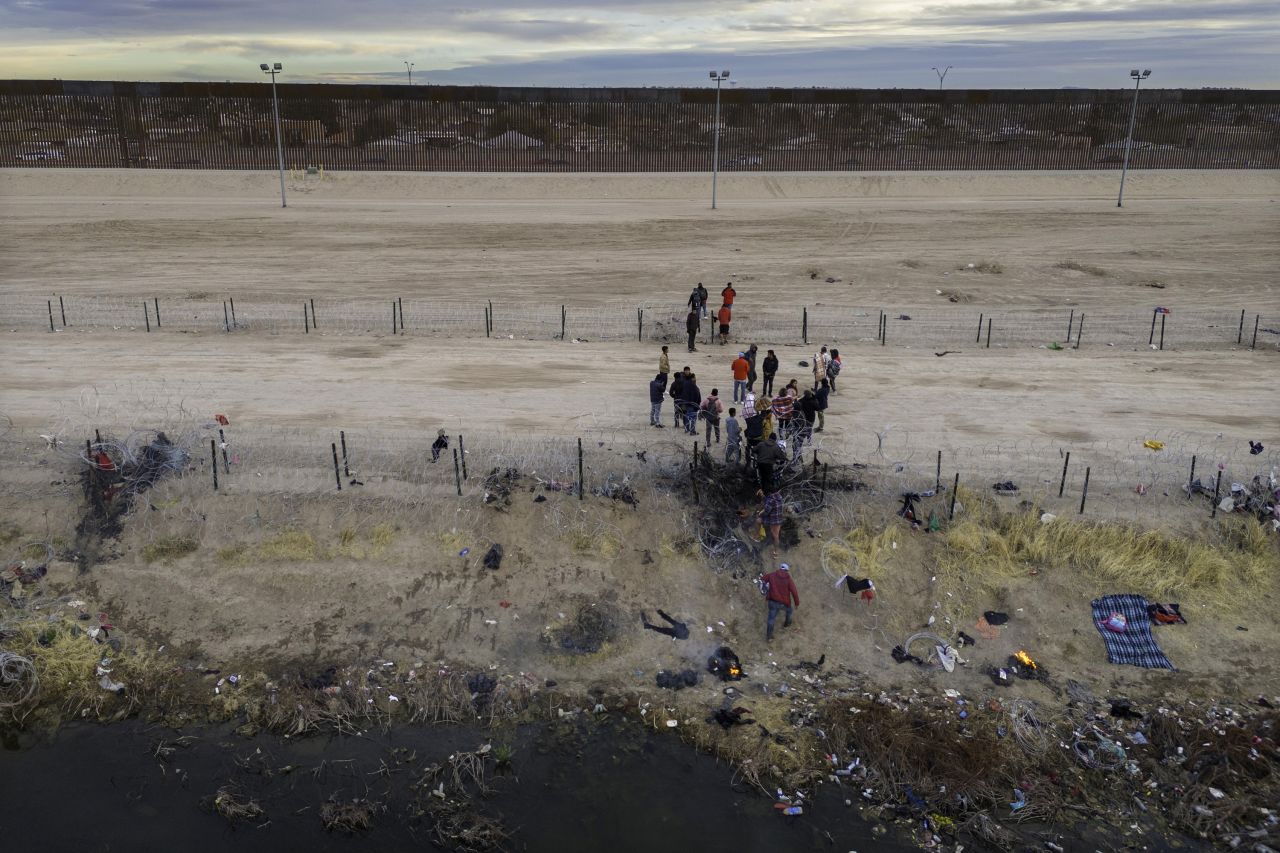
[1091,594,1174,670]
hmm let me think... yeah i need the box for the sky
[0,0,1276,89]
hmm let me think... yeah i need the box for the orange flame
[1014,650,1037,670]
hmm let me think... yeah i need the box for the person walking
[762,349,778,396]
[697,283,710,318]
[757,396,773,441]
[812,346,829,390]
[648,373,666,428]
[717,303,731,345]
[681,372,702,435]
[724,407,742,463]
[814,379,829,432]
[687,285,703,318]
[658,345,670,391]
[827,348,842,394]
[761,562,799,641]
[731,352,750,402]
[701,388,724,444]
[754,432,785,493]
[742,388,756,418]
[721,281,736,308]
[686,308,700,352]
[744,343,759,392]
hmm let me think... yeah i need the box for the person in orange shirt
[717,303,732,345]
[730,352,750,402]
[721,282,736,307]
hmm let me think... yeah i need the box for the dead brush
[449,745,492,794]
[319,795,379,833]
[818,699,1021,812]
[425,796,510,852]
[403,670,476,724]
[209,785,265,824]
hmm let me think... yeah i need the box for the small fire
[1014,650,1037,670]
[728,664,741,678]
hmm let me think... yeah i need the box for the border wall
[1,80,1277,171]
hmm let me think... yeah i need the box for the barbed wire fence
[1,383,1275,575]
[5,294,1277,352]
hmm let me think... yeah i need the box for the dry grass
[934,490,1279,620]
[5,615,184,724]
[1055,260,1108,277]
[257,530,319,561]
[141,536,198,563]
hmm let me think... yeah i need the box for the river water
[1,717,911,852]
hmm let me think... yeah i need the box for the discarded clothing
[991,481,1018,494]
[975,616,1001,640]
[983,611,1010,626]
[708,706,754,730]
[641,609,690,640]
[891,645,924,666]
[1250,441,1265,455]
[836,574,876,601]
[655,669,700,690]
[1091,594,1174,670]
[1110,699,1143,720]
[1143,439,1165,451]
[707,646,744,681]
[1147,602,1186,625]
[956,631,977,647]
[482,543,503,570]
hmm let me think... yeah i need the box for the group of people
[686,282,736,351]
[649,343,844,463]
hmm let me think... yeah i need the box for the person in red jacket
[761,562,799,641]
[717,303,732,345]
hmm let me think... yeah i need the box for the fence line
[3,406,1275,537]
[8,295,1276,352]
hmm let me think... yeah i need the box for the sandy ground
[1,169,1279,716]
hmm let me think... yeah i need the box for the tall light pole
[932,66,952,90]
[709,69,730,210]
[1117,68,1151,208]
[259,62,286,208]
[404,61,414,85]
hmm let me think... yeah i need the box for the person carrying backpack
[701,388,724,444]
[696,283,710,318]
[827,348,842,394]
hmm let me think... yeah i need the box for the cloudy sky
[0,0,1276,89]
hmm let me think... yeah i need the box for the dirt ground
[1,168,1278,720]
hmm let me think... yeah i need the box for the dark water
[0,718,911,853]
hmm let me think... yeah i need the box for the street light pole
[1117,68,1151,208]
[260,62,287,208]
[405,61,414,85]
[709,69,730,210]
[931,65,952,90]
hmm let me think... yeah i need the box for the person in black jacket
[668,370,685,428]
[681,374,702,434]
[762,349,779,395]
[686,309,700,352]
[744,343,759,392]
[744,407,765,466]
[795,389,818,458]
[754,433,785,491]
[648,373,666,427]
